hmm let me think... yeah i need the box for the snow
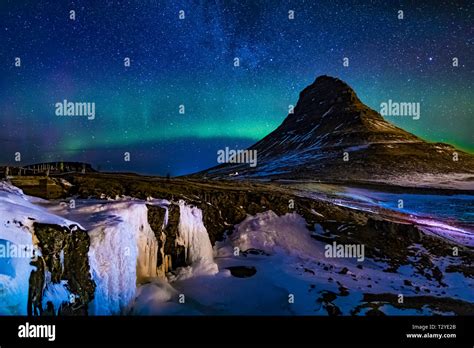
[228,211,322,258]
[321,106,334,118]
[345,144,369,152]
[371,173,474,190]
[0,181,77,228]
[0,181,76,315]
[147,209,472,315]
[129,279,180,315]
[1,180,472,316]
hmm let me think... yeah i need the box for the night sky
[0,0,472,176]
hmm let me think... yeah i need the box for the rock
[146,204,167,267]
[366,308,386,316]
[338,285,350,296]
[147,203,187,271]
[325,303,342,316]
[226,266,257,278]
[29,223,95,316]
[339,267,349,275]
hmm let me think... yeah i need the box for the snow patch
[229,211,321,258]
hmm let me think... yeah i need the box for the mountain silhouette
[200,75,474,188]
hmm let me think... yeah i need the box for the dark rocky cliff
[29,223,95,316]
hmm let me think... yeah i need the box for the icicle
[171,200,218,280]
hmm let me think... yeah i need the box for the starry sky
[0,0,472,176]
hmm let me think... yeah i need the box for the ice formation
[172,200,218,280]
[87,202,159,315]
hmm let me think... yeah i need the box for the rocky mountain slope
[200,75,474,188]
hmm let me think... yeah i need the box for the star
[0,0,471,175]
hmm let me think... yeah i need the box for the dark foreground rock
[226,266,257,278]
[28,223,95,316]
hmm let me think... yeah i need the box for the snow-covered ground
[130,211,474,315]
[0,181,472,316]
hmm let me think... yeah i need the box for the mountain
[200,75,474,188]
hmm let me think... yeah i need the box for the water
[340,188,474,225]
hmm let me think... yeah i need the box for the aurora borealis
[0,0,472,175]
